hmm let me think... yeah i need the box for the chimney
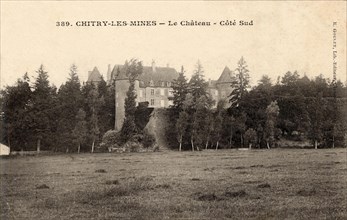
[107,64,111,81]
[152,60,156,72]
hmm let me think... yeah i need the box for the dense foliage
[1,57,346,152]
[0,64,115,152]
[169,58,347,150]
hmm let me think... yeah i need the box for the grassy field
[1,148,346,219]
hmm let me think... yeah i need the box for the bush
[123,130,156,152]
[124,141,143,152]
[142,131,156,149]
[101,130,124,151]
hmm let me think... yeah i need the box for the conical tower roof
[87,67,102,82]
[217,66,233,83]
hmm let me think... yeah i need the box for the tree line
[1,58,346,152]
[169,57,347,150]
[0,64,115,152]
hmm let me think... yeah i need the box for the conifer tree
[87,88,104,152]
[229,56,250,110]
[56,64,82,152]
[1,73,32,150]
[30,65,57,152]
[170,66,189,110]
[121,59,143,141]
[72,109,87,153]
[189,60,209,102]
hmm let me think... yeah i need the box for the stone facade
[86,62,235,131]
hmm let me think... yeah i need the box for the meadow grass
[1,148,346,219]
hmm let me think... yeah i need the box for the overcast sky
[1,1,346,89]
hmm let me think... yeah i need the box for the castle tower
[111,65,129,131]
[216,66,234,101]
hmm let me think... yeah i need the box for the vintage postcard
[1,1,346,219]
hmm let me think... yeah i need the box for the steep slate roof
[217,66,234,83]
[208,80,217,88]
[87,67,102,82]
[111,64,178,87]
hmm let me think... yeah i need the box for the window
[139,90,143,98]
[150,99,155,106]
[160,100,165,107]
[215,90,218,96]
[160,89,164,96]
[151,89,154,96]
[168,89,174,97]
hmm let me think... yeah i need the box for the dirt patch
[297,189,316,196]
[224,190,247,198]
[106,180,120,185]
[155,184,171,189]
[193,192,220,201]
[203,168,216,171]
[257,183,271,188]
[95,169,107,173]
[36,184,50,189]
[250,165,264,168]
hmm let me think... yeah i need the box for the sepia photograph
[1,1,346,219]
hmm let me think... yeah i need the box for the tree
[214,100,226,150]
[87,88,104,152]
[56,64,82,152]
[30,65,58,152]
[244,128,257,149]
[121,59,143,142]
[258,75,272,88]
[264,101,280,149]
[191,96,210,151]
[1,73,32,150]
[189,60,209,103]
[307,93,325,149]
[176,110,189,151]
[97,76,115,136]
[181,93,195,151]
[281,71,300,86]
[170,66,189,110]
[256,124,264,148]
[234,113,247,147]
[224,115,236,148]
[229,56,250,110]
[204,111,214,149]
[72,109,87,153]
